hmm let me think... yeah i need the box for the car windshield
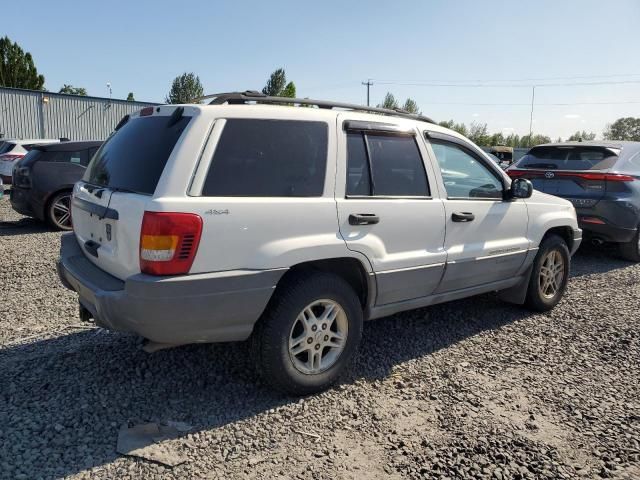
[517,146,619,171]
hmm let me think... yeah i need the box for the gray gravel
[1,193,639,480]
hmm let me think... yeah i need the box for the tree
[126,92,135,101]
[567,130,596,142]
[262,68,287,96]
[59,84,87,96]
[0,36,45,90]
[468,122,490,146]
[378,92,399,110]
[402,98,420,114]
[281,81,296,98]
[166,72,204,104]
[603,117,640,141]
[488,133,506,146]
[438,119,468,137]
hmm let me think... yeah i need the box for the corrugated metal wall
[0,87,158,141]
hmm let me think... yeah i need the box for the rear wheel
[252,272,363,396]
[47,191,73,231]
[524,234,570,312]
[619,226,640,262]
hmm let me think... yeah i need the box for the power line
[371,72,640,84]
[361,79,373,106]
[411,100,640,106]
[371,79,640,88]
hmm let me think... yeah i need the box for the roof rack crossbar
[193,91,435,124]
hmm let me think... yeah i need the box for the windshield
[517,146,619,171]
[84,115,191,195]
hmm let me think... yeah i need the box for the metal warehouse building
[0,87,158,141]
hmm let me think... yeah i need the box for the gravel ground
[1,193,639,480]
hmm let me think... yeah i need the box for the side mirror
[510,178,533,199]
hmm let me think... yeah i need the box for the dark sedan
[10,141,102,230]
[507,141,640,261]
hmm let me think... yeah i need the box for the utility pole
[528,85,536,146]
[362,79,373,106]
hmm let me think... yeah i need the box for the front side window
[430,141,503,199]
[202,119,328,197]
[346,132,429,197]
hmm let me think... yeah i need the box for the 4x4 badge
[205,209,230,215]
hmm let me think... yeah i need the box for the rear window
[0,142,16,155]
[517,146,619,171]
[84,115,191,195]
[202,119,328,197]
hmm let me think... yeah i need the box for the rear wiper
[524,163,558,169]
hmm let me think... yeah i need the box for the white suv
[0,138,60,183]
[58,92,582,395]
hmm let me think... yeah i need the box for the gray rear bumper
[57,233,284,344]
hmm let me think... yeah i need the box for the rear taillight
[139,212,203,275]
[13,166,31,188]
[0,154,24,162]
[507,169,635,182]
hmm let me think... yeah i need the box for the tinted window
[0,142,16,154]
[367,135,429,196]
[202,119,327,197]
[43,150,88,166]
[517,146,619,171]
[346,133,371,195]
[431,142,503,199]
[84,115,191,195]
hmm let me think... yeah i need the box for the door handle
[349,213,380,225]
[452,212,475,222]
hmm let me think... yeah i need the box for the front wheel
[524,234,570,312]
[252,272,363,396]
[619,226,640,262]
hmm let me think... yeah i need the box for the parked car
[507,142,640,261]
[57,92,581,395]
[10,141,101,230]
[0,138,61,183]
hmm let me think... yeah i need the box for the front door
[426,135,529,292]
[335,117,447,305]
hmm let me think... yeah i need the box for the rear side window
[346,132,429,197]
[202,119,328,197]
[517,146,619,171]
[0,142,16,154]
[84,115,191,195]
[43,150,89,166]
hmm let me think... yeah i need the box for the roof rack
[194,90,435,124]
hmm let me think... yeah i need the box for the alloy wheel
[288,299,348,375]
[538,250,565,299]
[51,194,72,229]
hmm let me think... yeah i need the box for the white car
[58,92,582,395]
[0,138,60,183]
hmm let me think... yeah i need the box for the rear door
[71,108,193,280]
[426,133,529,292]
[335,117,446,305]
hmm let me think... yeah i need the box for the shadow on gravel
[0,217,52,236]
[570,243,635,277]
[0,292,531,478]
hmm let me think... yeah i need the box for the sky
[3,0,640,140]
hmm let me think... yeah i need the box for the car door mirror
[509,178,533,199]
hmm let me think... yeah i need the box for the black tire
[619,226,640,262]
[252,271,363,396]
[47,191,73,231]
[524,234,570,312]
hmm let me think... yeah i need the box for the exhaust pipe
[591,238,604,247]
